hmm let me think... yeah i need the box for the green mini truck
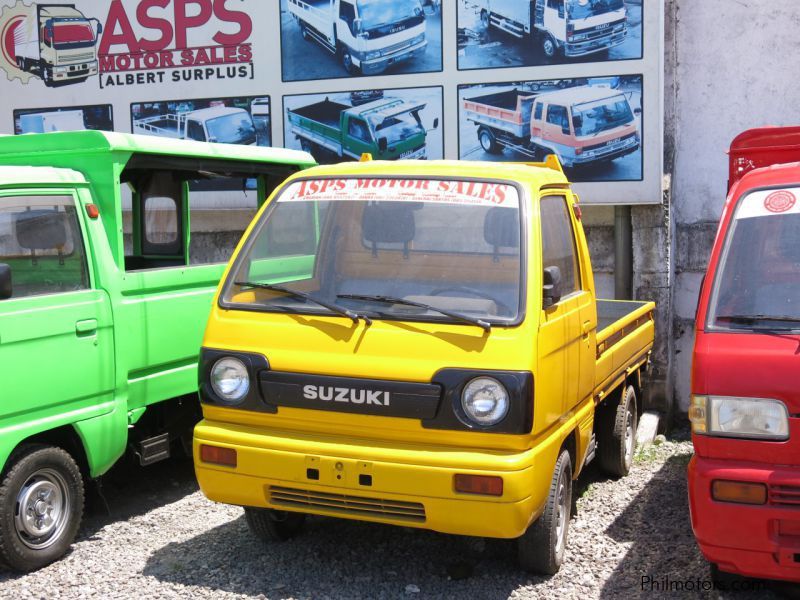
[0,131,315,571]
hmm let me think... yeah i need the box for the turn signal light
[711,480,766,505]
[200,444,237,467]
[85,204,100,219]
[454,474,503,496]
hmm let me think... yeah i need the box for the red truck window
[708,187,800,330]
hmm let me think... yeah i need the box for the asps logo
[1,1,103,86]
[0,0,254,88]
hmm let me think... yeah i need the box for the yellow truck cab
[194,157,655,574]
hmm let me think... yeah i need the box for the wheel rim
[343,53,352,72]
[624,410,635,469]
[481,12,489,28]
[14,468,71,550]
[543,39,555,57]
[554,471,568,557]
[480,132,491,151]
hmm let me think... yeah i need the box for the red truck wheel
[0,445,84,572]
[517,449,572,575]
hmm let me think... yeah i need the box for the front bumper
[360,40,427,75]
[194,419,552,538]
[688,455,800,583]
[53,60,98,80]
[565,29,627,57]
[568,138,640,167]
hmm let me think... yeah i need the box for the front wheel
[340,47,359,75]
[598,385,638,478]
[541,34,558,60]
[245,507,306,542]
[0,446,84,572]
[517,449,572,575]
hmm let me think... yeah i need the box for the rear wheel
[517,449,572,575]
[478,127,502,154]
[245,507,306,542]
[0,446,84,572]
[598,385,638,478]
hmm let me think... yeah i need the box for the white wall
[670,0,800,410]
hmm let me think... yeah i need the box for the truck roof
[537,85,625,105]
[40,6,86,19]
[0,165,86,187]
[187,106,248,120]
[295,157,570,189]
[0,130,315,167]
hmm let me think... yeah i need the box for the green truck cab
[0,131,314,572]
[287,96,438,161]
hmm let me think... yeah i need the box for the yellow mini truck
[194,156,655,574]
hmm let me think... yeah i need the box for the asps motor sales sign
[0,0,254,88]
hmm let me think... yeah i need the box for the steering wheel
[429,286,512,316]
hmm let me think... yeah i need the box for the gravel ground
[0,430,793,599]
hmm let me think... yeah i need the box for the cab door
[345,115,376,159]
[537,194,587,420]
[0,190,114,433]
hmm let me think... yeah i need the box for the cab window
[0,194,89,298]
[348,118,371,143]
[540,195,579,298]
[546,105,570,135]
[186,120,206,142]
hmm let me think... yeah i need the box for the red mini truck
[689,126,800,584]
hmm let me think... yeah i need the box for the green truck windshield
[222,178,524,326]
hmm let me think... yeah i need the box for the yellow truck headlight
[461,377,509,426]
[210,357,250,404]
[691,395,789,441]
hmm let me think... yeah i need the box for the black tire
[480,10,490,29]
[598,385,638,478]
[541,34,558,60]
[299,138,314,154]
[0,445,84,572]
[300,22,310,41]
[710,563,747,590]
[41,65,54,87]
[517,449,572,575]
[478,127,502,154]
[245,507,306,542]
[340,47,358,75]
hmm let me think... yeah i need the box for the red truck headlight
[691,395,790,441]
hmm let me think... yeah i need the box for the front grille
[68,53,95,62]
[770,484,800,507]
[269,486,426,522]
[580,19,626,40]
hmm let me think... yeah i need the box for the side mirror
[634,107,642,116]
[0,263,11,300]
[432,117,439,130]
[353,18,362,34]
[543,265,562,308]
[378,136,388,153]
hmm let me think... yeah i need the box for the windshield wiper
[717,314,800,325]
[337,294,491,332]
[236,281,371,325]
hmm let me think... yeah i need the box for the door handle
[582,321,592,339]
[75,319,98,336]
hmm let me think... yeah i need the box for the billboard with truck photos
[0,0,664,204]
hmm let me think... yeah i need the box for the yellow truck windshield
[221,177,524,325]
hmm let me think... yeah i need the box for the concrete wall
[669,0,800,412]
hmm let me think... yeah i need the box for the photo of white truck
[459,77,642,181]
[458,0,642,70]
[18,109,84,133]
[13,104,113,135]
[280,0,442,81]
[13,3,103,87]
[133,106,257,146]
